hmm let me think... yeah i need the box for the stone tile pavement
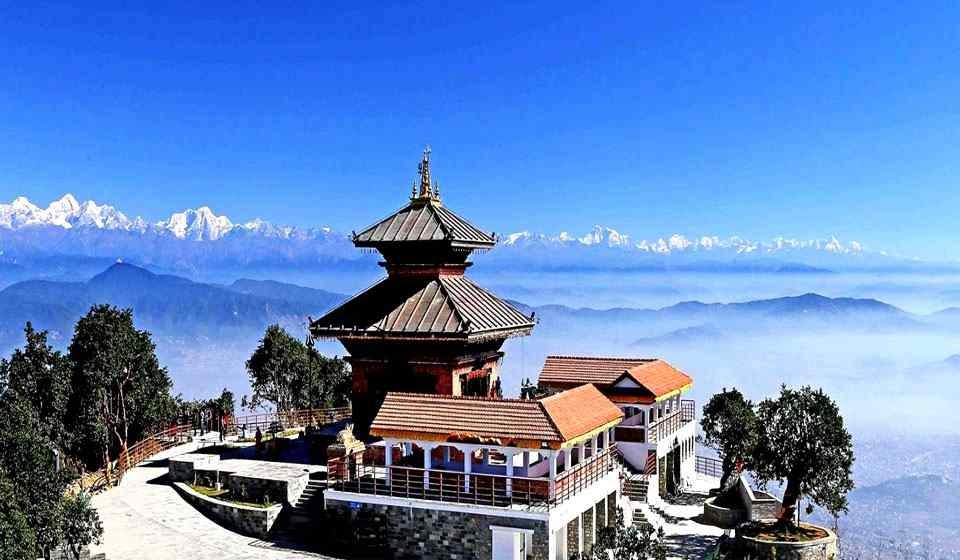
[90,437,338,560]
[640,474,727,560]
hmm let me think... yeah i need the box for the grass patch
[739,522,829,542]
[187,484,278,509]
[188,483,227,498]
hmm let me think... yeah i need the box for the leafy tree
[60,493,103,559]
[0,398,101,559]
[0,471,35,560]
[0,323,73,446]
[246,325,301,412]
[66,305,174,474]
[297,339,351,409]
[247,325,350,412]
[753,385,855,527]
[698,387,758,496]
[574,511,667,560]
[215,387,236,417]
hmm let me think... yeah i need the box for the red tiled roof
[540,384,624,441]
[370,385,622,448]
[538,355,693,399]
[539,356,657,386]
[621,360,693,399]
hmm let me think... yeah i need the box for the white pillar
[423,443,434,489]
[464,447,472,492]
[563,448,572,472]
[384,439,394,486]
[591,435,599,458]
[505,450,515,497]
[578,442,586,465]
[548,450,558,496]
[602,429,609,449]
[444,445,451,465]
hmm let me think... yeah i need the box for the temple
[310,147,536,437]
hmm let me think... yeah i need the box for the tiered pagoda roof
[354,200,495,248]
[310,147,534,342]
[539,355,693,404]
[311,274,534,341]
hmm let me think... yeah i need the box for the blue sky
[1,2,959,259]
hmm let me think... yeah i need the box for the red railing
[228,406,351,433]
[78,423,194,494]
[328,448,616,511]
[695,455,723,478]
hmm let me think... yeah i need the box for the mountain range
[0,262,345,350]
[0,194,940,280]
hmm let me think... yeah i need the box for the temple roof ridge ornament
[413,145,441,205]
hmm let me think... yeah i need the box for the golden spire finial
[413,145,441,203]
[417,145,432,198]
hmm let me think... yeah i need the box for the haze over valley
[2,194,960,557]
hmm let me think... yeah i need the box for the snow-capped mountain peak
[160,206,234,240]
[499,224,867,257]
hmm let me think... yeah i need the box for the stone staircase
[623,475,649,502]
[290,480,326,517]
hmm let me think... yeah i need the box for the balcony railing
[695,455,723,479]
[681,399,695,423]
[327,447,616,511]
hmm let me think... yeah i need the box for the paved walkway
[642,475,726,560]
[90,436,335,560]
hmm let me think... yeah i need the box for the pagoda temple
[310,147,536,437]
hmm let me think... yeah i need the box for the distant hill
[522,293,924,345]
[226,278,344,311]
[0,263,348,351]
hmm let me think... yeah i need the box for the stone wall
[173,482,281,539]
[737,475,782,522]
[736,526,838,560]
[227,471,307,506]
[582,507,594,550]
[168,454,221,484]
[566,517,579,557]
[326,498,549,560]
[703,496,746,528]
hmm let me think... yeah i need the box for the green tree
[246,325,301,412]
[575,512,667,560]
[246,325,350,412]
[753,385,855,527]
[66,305,174,474]
[0,398,101,559]
[698,387,759,496]
[215,387,236,417]
[297,339,351,409]
[0,471,35,560]
[60,493,103,559]
[0,323,73,446]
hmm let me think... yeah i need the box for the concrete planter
[736,524,838,560]
[173,481,282,539]
[702,496,746,528]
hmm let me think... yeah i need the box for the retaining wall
[326,498,549,559]
[172,482,281,539]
